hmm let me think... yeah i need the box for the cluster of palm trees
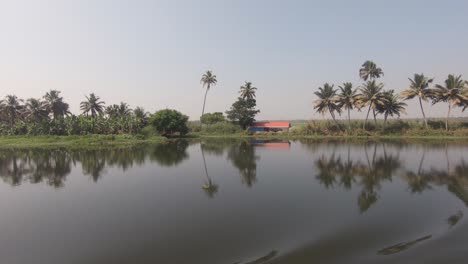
[314,61,468,130]
[0,90,149,135]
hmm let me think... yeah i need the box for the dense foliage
[150,109,189,136]
[200,112,226,125]
[0,90,150,136]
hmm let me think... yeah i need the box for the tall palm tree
[200,70,217,119]
[1,95,24,125]
[377,90,407,128]
[117,102,132,117]
[133,106,148,120]
[356,80,385,129]
[24,98,48,122]
[239,81,258,100]
[400,74,433,128]
[337,82,359,128]
[80,93,105,118]
[314,83,341,126]
[43,90,70,120]
[105,104,119,118]
[359,60,384,81]
[431,75,468,130]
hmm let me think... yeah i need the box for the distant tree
[226,98,260,129]
[150,109,189,136]
[359,60,384,81]
[200,70,217,119]
[201,112,226,125]
[43,90,70,119]
[336,82,359,128]
[105,102,132,118]
[24,98,48,122]
[431,75,468,130]
[356,80,385,129]
[239,81,257,100]
[400,74,433,128]
[1,95,24,125]
[80,93,105,118]
[314,83,341,127]
[377,90,407,128]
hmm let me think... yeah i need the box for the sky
[0,0,467,121]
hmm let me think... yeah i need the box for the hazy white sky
[0,0,467,120]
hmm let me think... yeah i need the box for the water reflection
[377,235,432,255]
[227,141,259,187]
[309,142,468,213]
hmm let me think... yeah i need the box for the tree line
[314,61,468,131]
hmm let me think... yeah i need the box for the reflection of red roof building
[249,122,291,132]
[250,139,291,150]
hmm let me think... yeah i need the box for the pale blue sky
[0,0,467,120]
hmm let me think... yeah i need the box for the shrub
[201,122,243,134]
[149,109,189,136]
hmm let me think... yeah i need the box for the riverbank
[0,135,167,149]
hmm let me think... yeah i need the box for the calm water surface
[0,139,467,264]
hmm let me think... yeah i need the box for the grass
[0,134,167,149]
[191,119,468,140]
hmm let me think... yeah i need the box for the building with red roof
[249,121,291,132]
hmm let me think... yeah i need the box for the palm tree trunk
[329,109,341,129]
[348,108,351,130]
[364,104,372,129]
[201,84,210,120]
[419,97,428,129]
[446,103,451,131]
[373,109,377,126]
[383,114,388,130]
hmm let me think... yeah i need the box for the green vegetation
[200,112,225,125]
[0,135,166,148]
[149,109,189,136]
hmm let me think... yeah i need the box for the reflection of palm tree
[403,149,433,194]
[227,141,259,187]
[358,190,378,213]
[447,211,463,228]
[377,235,432,255]
[201,144,218,198]
[339,146,356,189]
[315,154,339,189]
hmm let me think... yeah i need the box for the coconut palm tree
[359,60,384,81]
[377,90,407,128]
[314,83,341,126]
[239,81,258,100]
[200,70,217,119]
[43,90,70,120]
[400,74,433,128]
[356,80,385,129]
[337,82,359,128]
[117,102,132,117]
[105,104,119,118]
[431,75,468,130]
[1,95,24,125]
[24,98,48,122]
[80,93,105,118]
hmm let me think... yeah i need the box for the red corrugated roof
[251,122,291,128]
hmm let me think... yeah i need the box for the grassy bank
[0,135,167,149]
[190,119,468,140]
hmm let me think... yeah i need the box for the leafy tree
[80,93,105,118]
[150,109,189,136]
[431,74,468,130]
[377,90,407,128]
[200,70,217,118]
[337,82,358,128]
[43,90,70,119]
[239,81,257,100]
[400,74,433,128]
[105,102,132,118]
[24,98,48,122]
[356,80,385,129]
[226,98,260,129]
[314,83,341,127]
[200,112,226,125]
[359,60,384,81]
[1,95,24,125]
